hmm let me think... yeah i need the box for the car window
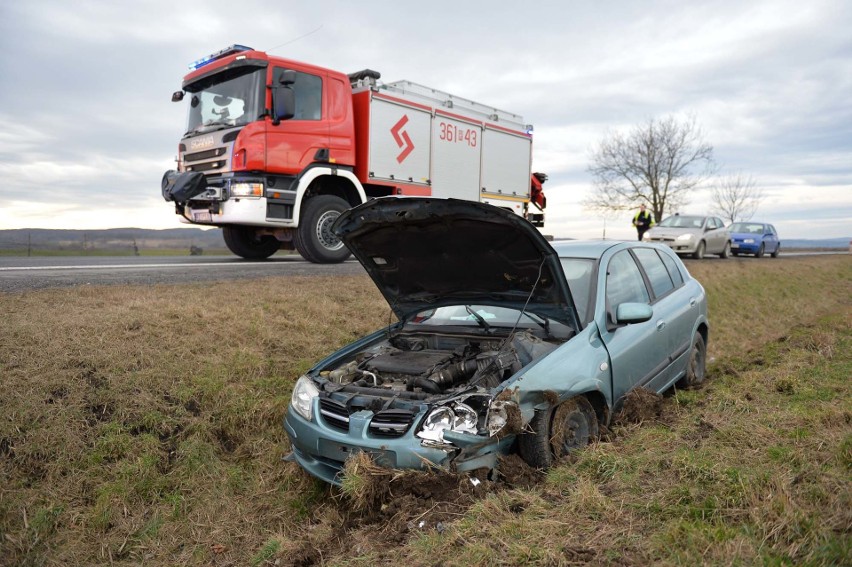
[559,258,595,324]
[658,250,685,287]
[633,248,674,299]
[606,251,650,315]
[658,215,704,228]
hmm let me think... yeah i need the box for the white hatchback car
[643,215,731,259]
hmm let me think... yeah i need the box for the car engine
[322,329,557,397]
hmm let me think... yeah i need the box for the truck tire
[293,195,351,264]
[222,226,280,259]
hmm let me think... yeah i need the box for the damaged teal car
[284,198,708,484]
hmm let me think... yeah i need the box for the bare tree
[710,172,764,224]
[585,115,716,223]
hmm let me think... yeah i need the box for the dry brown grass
[0,256,849,566]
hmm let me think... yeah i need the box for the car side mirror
[615,303,653,325]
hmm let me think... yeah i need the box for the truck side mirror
[271,70,297,125]
[280,70,296,86]
[172,91,185,102]
[271,87,295,125]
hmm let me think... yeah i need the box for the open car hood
[333,198,578,327]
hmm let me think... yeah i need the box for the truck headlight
[290,376,319,421]
[676,234,694,241]
[230,182,263,198]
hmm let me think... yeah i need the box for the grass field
[0,256,849,566]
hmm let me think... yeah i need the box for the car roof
[551,239,622,258]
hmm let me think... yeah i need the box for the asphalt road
[0,251,845,293]
[0,255,367,293]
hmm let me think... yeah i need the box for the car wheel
[692,241,706,260]
[756,243,765,258]
[771,244,781,258]
[676,333,706,389]
[719,241,731,259]
[518,396,598,469]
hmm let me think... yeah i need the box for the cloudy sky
[1,0,850,240]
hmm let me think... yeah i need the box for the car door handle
[689,297,696,306]
[656,319,666,331]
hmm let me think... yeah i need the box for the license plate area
[191,210,212,223]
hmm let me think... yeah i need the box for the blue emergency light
[188,45,254,70]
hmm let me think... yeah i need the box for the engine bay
[319,328,560,400]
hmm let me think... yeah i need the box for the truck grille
[369,409,416,438]
[184,148,226,162]
[186,160,227,172]
[319,398,350,432]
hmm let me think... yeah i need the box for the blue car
[729,222,781,257]
[284,198,709,484]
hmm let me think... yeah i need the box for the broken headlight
[290,376,319,421]
[417,402,479,442]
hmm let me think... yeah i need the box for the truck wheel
[222,226,280,259]
[518,396,598,469]
[294,195,351,264]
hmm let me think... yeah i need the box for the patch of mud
[280,451,547,564]
[496,453,542,489]
[613,388,665,425]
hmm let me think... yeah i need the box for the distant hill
[783,237,850,249]
[0,228,226,254]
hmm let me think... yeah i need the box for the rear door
[631,247,695,389]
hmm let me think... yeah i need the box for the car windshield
[409,305,573,338]
[184,66,265,136]
[559,258,595,324]
[729,223,765,234]
[658,215,705,229]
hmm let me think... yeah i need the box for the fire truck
[162,45,547,263]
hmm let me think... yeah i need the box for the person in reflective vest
[633,204,655,241]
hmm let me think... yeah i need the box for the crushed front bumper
[283,399,511,485]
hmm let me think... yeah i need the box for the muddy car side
[283,198,708,484]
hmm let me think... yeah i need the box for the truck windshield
[184,66,265,136]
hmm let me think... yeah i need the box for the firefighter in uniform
[633,204,655,241]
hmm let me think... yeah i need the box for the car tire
[756,243,765,258]
[222,226,280,259]
[719,241,731,259]
[692,241,706,260]
[676,333,706,389]
[771,244,780,258]
[293,195,352,264]
[518,396,598,469]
